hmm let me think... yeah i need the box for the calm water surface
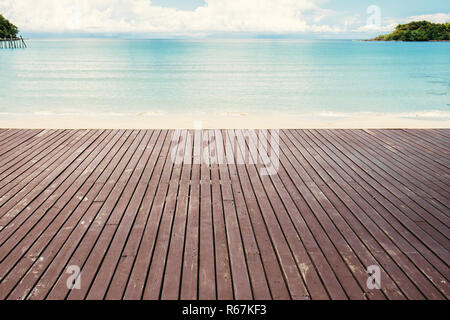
[0,39,449,118]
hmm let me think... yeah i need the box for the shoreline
[0,112,449,129]
[364,39,450,42]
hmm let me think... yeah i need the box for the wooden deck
[0,129,448,300]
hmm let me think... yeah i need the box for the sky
[1,0,449,38]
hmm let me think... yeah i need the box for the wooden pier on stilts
[0,35,27,49]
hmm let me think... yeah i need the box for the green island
[372,21,450,41]
[0,14,18,38]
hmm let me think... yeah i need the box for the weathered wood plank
[0,129,448,300]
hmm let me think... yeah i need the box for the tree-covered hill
[373,21,450,41]
[0,14,19,38]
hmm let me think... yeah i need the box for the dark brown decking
[0,129,448,300]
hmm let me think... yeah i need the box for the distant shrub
[0,14,19,38]
[374,21,450,41]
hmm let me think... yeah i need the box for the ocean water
[0,39,449,119]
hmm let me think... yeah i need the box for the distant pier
[0,35,27,49]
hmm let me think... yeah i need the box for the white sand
[0,112,449,129]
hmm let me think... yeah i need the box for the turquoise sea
[0,39,449,118]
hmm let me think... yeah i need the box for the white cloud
[354,22,396,33]
[1,1,447,36]
[408,13,450,24]
[0,0,342,34]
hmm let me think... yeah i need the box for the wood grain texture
[0,129,448,300]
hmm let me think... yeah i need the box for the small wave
[137,111,165,117]
[314,111,377,118]
[217,111,248,117]
[34,110,55,116]
[296,110,450,121]
[316,111,350,118]
[399,110,450,120]
[426,90,448,96]
[29,110,165,117]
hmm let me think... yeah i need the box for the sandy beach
[1,111,449,129]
